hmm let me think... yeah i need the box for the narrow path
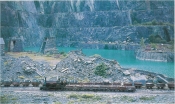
[1,87,174,95]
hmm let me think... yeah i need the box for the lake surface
[24,47,174,78]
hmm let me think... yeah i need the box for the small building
[8,37,23,52]
[0,38,5,56]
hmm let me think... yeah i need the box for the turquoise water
[24,47,174,78]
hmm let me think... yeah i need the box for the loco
[3,80,12,87]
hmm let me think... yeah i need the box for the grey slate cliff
[1,0,174,50]
[135,50,174,62]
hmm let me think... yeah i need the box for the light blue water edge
[24,47,174,78]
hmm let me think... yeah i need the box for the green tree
[140,37,145,47]
[151,43,156,50]
[149,34,166,43]
[133,20,138,25]
[104,44,109,50]
[152,19,157,25]
[94,63,108,77]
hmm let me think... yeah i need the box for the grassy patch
[1,95,18,103]
[67,100,75,104]
[4,61,8,66]
[139,96,155,100]
[54,102,62,104]
[18,76,25,79]
[67,94,102,101]
[80,78,90,83]
[1,95,9,103]
[45,53,52,57]
[7,52,61,66]
[35,76,43,79]
[60,51,67,57]
[68,94,79,99]
[48,93,54,96]
[81,94,94,99]
[120,96,135,102]
[11,97,18,100]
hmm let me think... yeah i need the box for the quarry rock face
[136,50,174,62]
[1,0,174,49]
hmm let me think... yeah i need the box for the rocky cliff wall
[1,0,174,49]
[135,50,174,62]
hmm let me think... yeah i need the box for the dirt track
[1,87,174,104]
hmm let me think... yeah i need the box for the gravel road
[1,87,174,104]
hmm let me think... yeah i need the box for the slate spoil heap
[52,50,129,83]
[1,50,173,84]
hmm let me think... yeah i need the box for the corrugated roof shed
[0,38,5,44]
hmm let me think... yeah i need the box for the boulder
[131,74,147,85]
[23,66,36,73]
[123,70,130,75]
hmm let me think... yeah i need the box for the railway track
[1,79,174,92]
[1,87,174,96]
